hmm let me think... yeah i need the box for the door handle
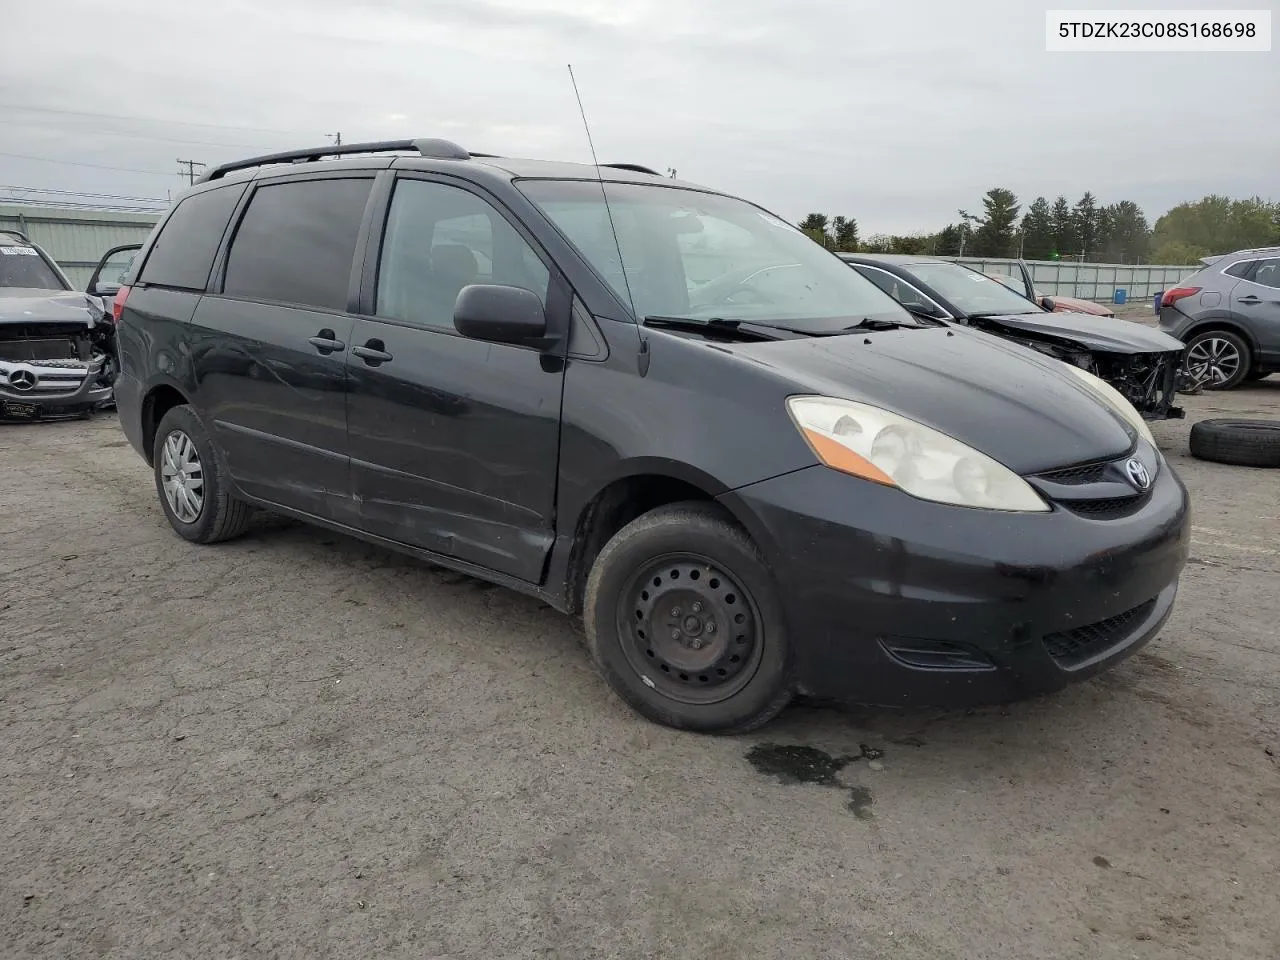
[352,339,393,365]
[308,329,346,353]
[1237,296,1262,305]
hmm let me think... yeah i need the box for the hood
[1050,295,1112,316]
[721,325,1136,474]
[0,289,103,327]
[970,311,1184,354]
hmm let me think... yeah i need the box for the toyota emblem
[8,367,37,391]
[1125,457,1151,491]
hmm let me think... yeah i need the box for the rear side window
[1224,260,1255,279]
[1253,258,1280,289]
[139,184,246,290]
[223,178,373,311]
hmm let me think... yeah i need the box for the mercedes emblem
[8,367,37,392]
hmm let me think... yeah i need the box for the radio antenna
[567,64,648,371]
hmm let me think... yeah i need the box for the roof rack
[200,138,474,183]
[0,228,32,243]
[601,163,662,176]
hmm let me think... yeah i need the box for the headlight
[785,396,1049,512]
[1059,363,1155,446]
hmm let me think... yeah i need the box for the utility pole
[327,132,342,146]
[176,159,205,185]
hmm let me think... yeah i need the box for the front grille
[0,337,79,362]
[1038,462,1107,485]
[1061,495,1148,520]
[1044,598,1157,668]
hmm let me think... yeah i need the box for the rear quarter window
[1224,260,1255,280]
[138,184,247,291]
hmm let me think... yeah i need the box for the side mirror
[93,280,122,298]
[453,284,547,344]
[902,300,943,319]
[1040,296,1057,312]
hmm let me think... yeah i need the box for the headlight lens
[786,396,1049,512]
[1059,363,1155,446]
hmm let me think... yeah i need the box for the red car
[987,264,1116,317]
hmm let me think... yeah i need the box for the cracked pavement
[2,379,1279,959]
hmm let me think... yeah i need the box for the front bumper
[721,456,1190,708]
[0,357,113,422]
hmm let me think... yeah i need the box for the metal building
[0,204,162,289]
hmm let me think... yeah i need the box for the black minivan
[112,139,1189,732]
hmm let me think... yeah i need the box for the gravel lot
[3,376,1278,960]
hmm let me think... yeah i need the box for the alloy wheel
[1186,336,1242,386]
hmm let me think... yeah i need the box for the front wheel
[583,502,792,733]
[1183,330,1251,390]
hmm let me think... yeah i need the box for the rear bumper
[720,460,1190,708]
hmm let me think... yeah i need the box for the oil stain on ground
[744,743,881,819]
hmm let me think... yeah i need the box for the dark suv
[113,139,1189,732]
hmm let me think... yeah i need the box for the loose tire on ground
[153,405,255,542]
[1188,419,1280,468]
[583,501,792,733]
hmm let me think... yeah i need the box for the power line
[0,184,169,203]
[0,150,174,176]
[0,197,165,212]
[0,102,309,136]
[5,118,279,150]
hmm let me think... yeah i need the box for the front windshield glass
[517,179,915,330]
[0,237,66,291]
[904,262,1039,317]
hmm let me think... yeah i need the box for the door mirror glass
[454,284,547,344]
[1041,296,1057,312]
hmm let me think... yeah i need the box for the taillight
[1160,286,1200,309]
[111,285,131,324]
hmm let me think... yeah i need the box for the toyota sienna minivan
[110,139,1190,732]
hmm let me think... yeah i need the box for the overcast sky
[2,0,1276,234]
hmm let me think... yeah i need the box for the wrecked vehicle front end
[0,295,117,423]
[968,315,1186,421]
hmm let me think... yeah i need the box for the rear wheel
[153,405,254,543]
[1183,330,1251,390]
[583,502,791,733]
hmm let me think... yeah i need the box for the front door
[345,175,567,583]
[1231,257,1280,365]
[192,175,374,522]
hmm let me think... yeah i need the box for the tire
[583,501,792,733]
[153,405,254,542]
[1182,330,1251,391]
[1188,419,1280,468]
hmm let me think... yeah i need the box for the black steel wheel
[619,554,763,705]
[584,501,791,733]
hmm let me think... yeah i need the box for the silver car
[1157,246,1280,389]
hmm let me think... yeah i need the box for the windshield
[517,180,916,330]
[0,236,67,291]
[904,262,1040,317]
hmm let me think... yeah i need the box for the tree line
[799,192,1280,265]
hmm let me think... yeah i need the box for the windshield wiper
[837,318,925,332]
[643,316,785,341]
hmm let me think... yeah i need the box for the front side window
[223,178,373,311]
[0,236,66,291]
[376,179,549,329]
[517,179,915,330]
[853,264,942,314]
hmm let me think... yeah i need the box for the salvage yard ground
[2,378,1279,960]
